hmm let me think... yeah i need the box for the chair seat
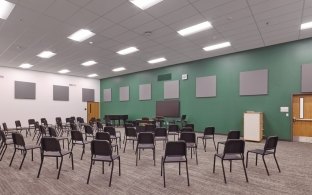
[56,137,68,141]
[198,135,213,139]
[92,154,119,161]
[155,136,167,141]
[168,132,178,135]
[24,145,40,150]
[5,140,14,145]
[216,153,243,160]
[73,140,90,145]
[126,136,137,140]
[138,143,155,149]
[163,155,187,163]
[186,143,197,148]
[44,150,71,157]
[218,141,226,144]
[248,149,274,155]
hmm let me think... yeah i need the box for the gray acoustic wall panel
[164,80,179,99]
[196,75,216,97]
[139,84,151,100]
[301,64,312,92]
[82,88,95,102]
[240,69,268,96]
[15,81,36,99]
[53,85,69,101]
[120,86,129,101]
[103,88,112,102]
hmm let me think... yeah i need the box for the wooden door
[87,102,99,122]
[292,94,312,142]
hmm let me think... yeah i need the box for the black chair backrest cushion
[223,139,245,154]
[165,141,186,156]
[264,136,278,151]
[180,132,196,143]
[48,127,57,137]
[97,122,103,129]
[95,132,111,141]
[126,127,137,137]
[181,115,186,120]
[155,127,167,137]
[91,140,112,156]
[185,123,194,130]
[15,120,21,127]
[84,125,94,134]
[227,130,240,140]
[0,130,7,142]
[28,119,35,125]
[145,124,156,132]
[71,130,83,141]
[104,126,116,136]
[138,132,154,144]
[70,123,77,131]
[12,133,25,146]
[181,127,193,132]
[41,137,61,152]
[168,124,179,132]
[39,125,47,135]
[204,127,215,135]
[2,123,8,131]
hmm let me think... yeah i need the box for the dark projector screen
[156,100,180,117]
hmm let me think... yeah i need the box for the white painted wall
[0,67,100,127]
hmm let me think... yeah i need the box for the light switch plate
[182,74,188,80]
[280,107,289,112]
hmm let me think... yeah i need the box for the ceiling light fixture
[112,67,126,72]
[19,63,33,69]
[58,69,70,74]
[116,47,139,55]
[301,21,312,30]
[88,73,98,78]
[178,21,212,36]
[37,51,56,58]
[203,42,231,51]
[0,0,15,20]
[148,57,167,64]
[81,60,97,66]
[129,0,163,10]
[67,29,95,42]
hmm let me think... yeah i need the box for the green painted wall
[100,38,312,140]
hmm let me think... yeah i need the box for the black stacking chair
[71,130,90,160]
[96,132,119,154]
[87,140,121,187]
[168,124,179,141]
[246,136,281,176]
[123,123,134,143]
[96,122,104,132]
[197,127,216,151]
[15,120,31,137]
[104,126,121,148]
[142,117,149,121]
[176,115,187,127]
[77,117,85,124]
[9,133,40,169]
[217,130,240,153]
[161,141,189,187]
[41,118,48,126]
[70,123,78,131]
[136,132,155,166]
[0,130,14,161]
[2,122,17,137]
[48,127,69,149]
[213,139,248,183]
[28,119,36,135]
[145,124,156,133]
[36,125,49,145]
[180,132,198,165]
[135,125,145,134]
[154,127,168,149]
[32,121,40,141]
[185,123,194,131]
[84,125,95,141]
[123,127,137,153]
[180,127,194,133]
[37,137,74,179]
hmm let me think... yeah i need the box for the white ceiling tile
[103,2,140,23]
[87,17,114,33]
[169,14,207,31]
[133,20,164,34]
[249,0,301,14]
[192,0,233,12]
[85,0,125,16]
[120,12,154,29]
[67,0,92,7]
[66,8,99,27]
[45,0,80,21]
[18,0,55,13]
[145,0,190,18]
[114,31,140,43]
[158,5,198,25]
[100,25,128,38]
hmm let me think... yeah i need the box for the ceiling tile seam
[248,0,303,15]
[246,0,265,46]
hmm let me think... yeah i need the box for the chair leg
[160,157,163,176]
[221,160,227,184]
[102,161,104,174]
[153,148,155,166]
[212,138,217,151]
[217,142,220,153]
[242,159,248,182]
[123,139,127,153]
[31,149,34,161]
[262,155,270,176]
[87,160,93,184]
[109,161,114,187]
[32,130,37,140]
[118,157,121,176]
[136,148,138,166]
[163,161,166,188]
[179,162,181,175]
[57,157,64,179]
[0,145,7,161]
[56,157,58,169]
[213,155,216,173]
[246,151,249,168]
[195,147,198,165]
[190,147,192,159]
[37,155,44,178]
[273,154,281,172]
[204,139,207,152]
[9,148,17,167]
[81,144,85,160]
[71,153,74,170]
[19,150,27,170]
[186,161,190,186]
[256,153,258,166]
[230,160,232,172]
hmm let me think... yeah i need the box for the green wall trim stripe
[100,38,312,141]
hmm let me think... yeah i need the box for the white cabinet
[244,112,263,142]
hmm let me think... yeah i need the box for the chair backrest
[227,130,240,140]
[41,137,61,152]
[12,133,25,147]
[145,124,156,132]
[35,121,40,129]
[185,123,194,130]
[181,115,186,120]
[55,117,62,124]
[70,116,76,123]
[125,123,134,128]
[155,127,167,137]
[70,123,77,131]
[165,141,186,157]
[2,123,8,131]
[39,125,47,135]
[48,127,58,137]
[71,130,83,141]
[137,132,154,144]
[142,117,149,121]
[66,118,71,123]
[136,126,145,133]
[180,132,196,143]
[91,140,112,156]
[125,127,137,137]
[168,124,179,132]
[0,130,7,142]
[223,139,245,155]
[204,127,215,135]
[84,125,94,134]
[77,117,84,123]
[41,118,48,126]
[104,126,116,136]
[180,127,193,132]
[28,119,35,126]
[95,132,111,142]
[97,122,103,129]
[15,120,21,128]
[264,136,278,151]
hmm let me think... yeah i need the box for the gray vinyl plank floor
[1,128,312,195]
